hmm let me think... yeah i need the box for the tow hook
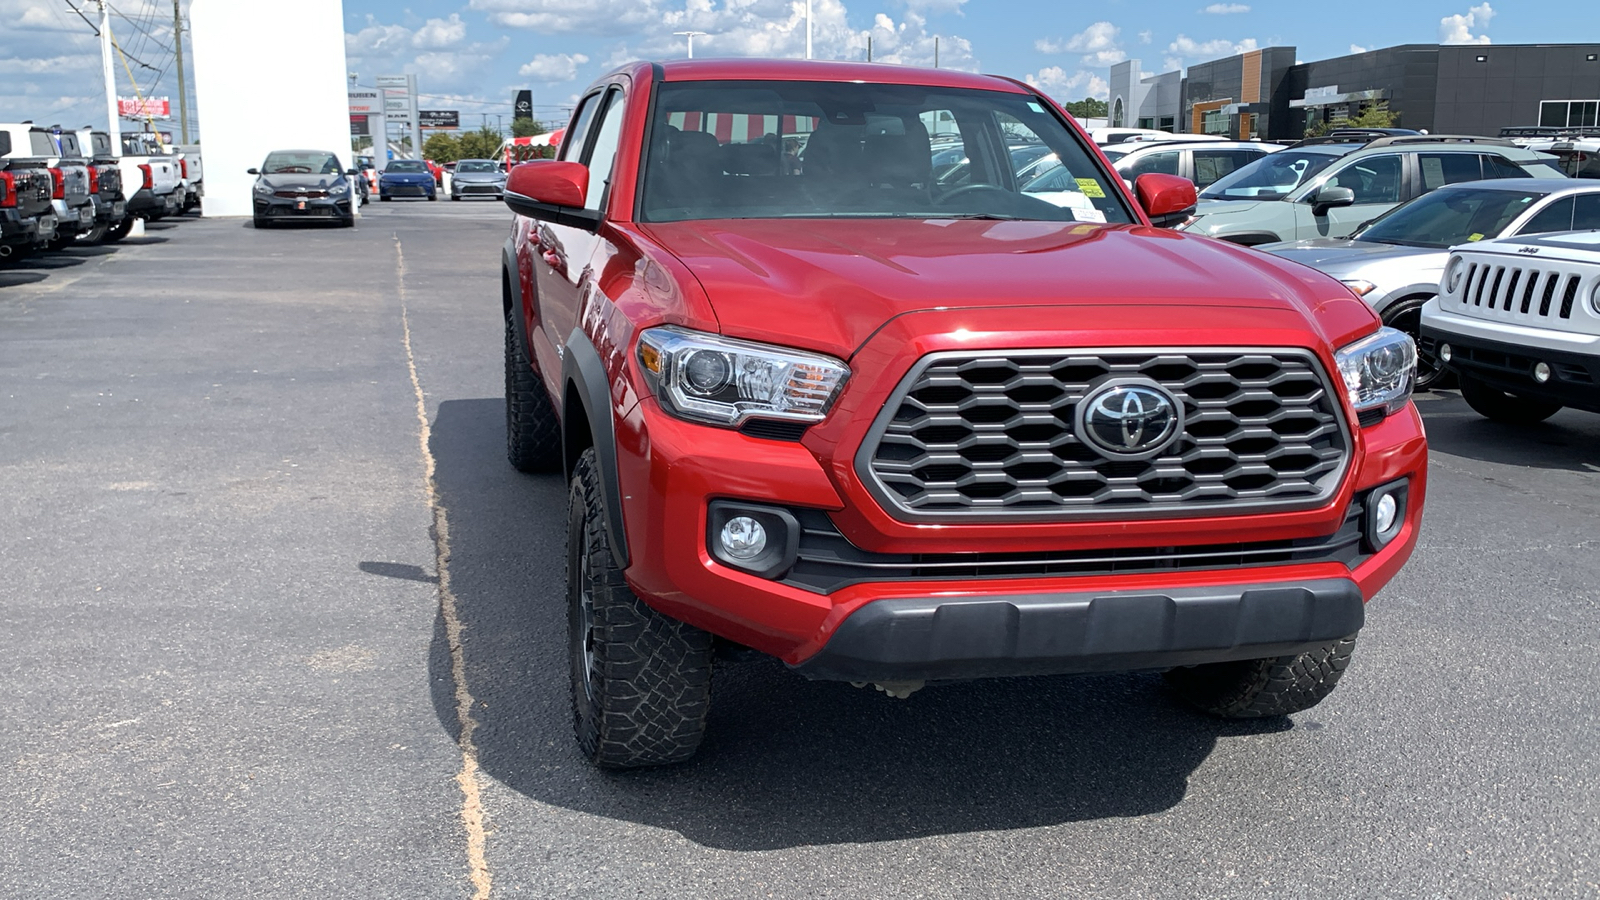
[851,680,925,699]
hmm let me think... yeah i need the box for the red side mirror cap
[1134,173,1198,229]
[506,160,588,209]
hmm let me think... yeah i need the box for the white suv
[1420,229,1600,422]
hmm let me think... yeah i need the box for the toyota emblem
[1075,379,1184,459]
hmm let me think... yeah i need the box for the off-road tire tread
[1165,635,1357,718]
[569,449,713,769]
[504,317,561,472]
[1458,373,1561,424]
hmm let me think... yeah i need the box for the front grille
[274,190,329,199]
[782,498,1369,594]
[858,349,1349,520]
[457,183,502,193]
[1457,261,1586,321]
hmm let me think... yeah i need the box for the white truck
[118,133,182,223]
[1421,225,1600,423]
[0,124,93,250]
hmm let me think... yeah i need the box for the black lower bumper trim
[790,578,1364,682]
[1421,326,1600,413]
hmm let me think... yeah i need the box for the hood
[260,173,342,191]
[637,219,1376,360]
[1261,238,1448,287]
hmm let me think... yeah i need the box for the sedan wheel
[1383,298,1449,392]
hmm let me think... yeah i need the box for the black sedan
[248,150,358,228]
[449,159,507,200]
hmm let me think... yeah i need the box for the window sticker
[1027,101,1045,114]
[1072,208,1107,223]
[1075,178,1106,198]
[1421,157,1446,190]
[1467,232,1485,241]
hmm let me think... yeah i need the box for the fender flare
[563,329,630,570]
[501,235,530,354]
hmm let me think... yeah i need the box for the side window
[1192,149,1260,188]
[1417,153,1482,190]
[1517,197,1574,235]
[1572,194,1600,231]
[1329,154,1402,204]
[0,132,10,156]
[583,89,627,212]
[559,92,602,163]
[1121,150,1179,179]
[1479,155,1532,180]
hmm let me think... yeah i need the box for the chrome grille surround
[855,348,1352,522]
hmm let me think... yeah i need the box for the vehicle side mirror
[1134,173,1198,229]
[1312,185,1355,216]
[346,169,359,176]
[247,168,259,175]
[504,160,598,230]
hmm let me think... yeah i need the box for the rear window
[0,133,9,156]
[385,160,428,173]
[640,80,1133,225]
[30,131,55,156]
[456,160,499,173]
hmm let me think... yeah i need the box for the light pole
[673,30,707,58]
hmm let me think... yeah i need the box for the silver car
[449,158,508,200]
[1260,178,1600,388]
[1103,140,1282,192]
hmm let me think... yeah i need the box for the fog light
[1439,343,1453,364]
[1533,361,1551,383]
[719,516,767,560]
[1374,493,1398,535]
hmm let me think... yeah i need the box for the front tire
[1458,372,1562,424]
[1166,636,1357,718]
[568,447,714,769]
[504,318,562,472]
[103,217,134,243]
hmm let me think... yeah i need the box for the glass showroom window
[1539,100,1600,128]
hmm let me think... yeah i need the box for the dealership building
[1109,42,1600,140]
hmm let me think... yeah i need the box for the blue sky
[0,1,1566,132]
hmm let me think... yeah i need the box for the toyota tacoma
[499,60,1428,769]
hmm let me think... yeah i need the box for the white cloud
[1138,30,1153,44]
[468,0,667,36]
[1024,66,1109,101]
[1167,34,1258,60]
[413,14,468,50]
[1350,44,1369,54]
[519,52,591,82]
[1036,21,1125,67]
[346,14,507,94]
[1202,3,1250,13]
[1440,3,1494,44]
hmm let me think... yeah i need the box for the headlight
[1443,256,1466,294]
[253,182,271,195]
[1590,281,1600,316]
[1341,279,1377,298]
[1334,327,1416,418]
[329,182,348,195]
[637,326,849,427]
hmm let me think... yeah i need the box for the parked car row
[0,122,201,268]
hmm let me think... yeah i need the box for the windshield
[456,160,500,173]
[639,81,1134,224]
[1200,149,1345,201]
[1360,187,1548,248]
[386,160,428,173]
[263,152,341,174]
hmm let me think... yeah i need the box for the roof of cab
[652,58,1030,93]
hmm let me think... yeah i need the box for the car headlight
[253,183,272,195]
[1334,327,1416,418]
[1443,256,1466,294]
[637,326,850,427]
[1341,279,1377,298]
[329,182,348,195]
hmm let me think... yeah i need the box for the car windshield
[263,152,341,174]
[639,80,1134,224]
[1200,149,1345,201]
[1359,186,1549,248]
[456,161,499,173]
[387,160,428,173]
[1100,147,1131,162]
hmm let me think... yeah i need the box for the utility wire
[62,0,99,35]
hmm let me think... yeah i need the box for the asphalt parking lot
[2,201,1597,899]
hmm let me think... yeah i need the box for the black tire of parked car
[380,195,391,202]
[428,192,438,201]
[1457,372,1563,424]
[568,446,714,769]
[252,215,270,229]
[1382,297,1452,392]
[102,216,135,243]
[1165,635,1357,718]
[504,318,562,472]
[78,223,109,244]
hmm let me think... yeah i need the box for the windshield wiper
[929,212,1026,221]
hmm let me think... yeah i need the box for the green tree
[1063,98,1109,119]
[422,131,462,163]
[1305,101,1399,138]
[456,126,504,161]
[511,117,547,138]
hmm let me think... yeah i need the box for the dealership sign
[118,97,170,119]
[419,110,459,129]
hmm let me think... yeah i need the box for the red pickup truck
[499,59,1426,769]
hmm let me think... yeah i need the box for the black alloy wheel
[1382,298,1449,391]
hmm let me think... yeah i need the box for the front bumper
[452,182,505,197]
[380,181,433,197]
[253,195,353,220]
[1422,308,1600,413]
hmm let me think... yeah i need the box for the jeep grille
[858,349,1350,520]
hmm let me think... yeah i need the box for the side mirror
[247,168,259,175]
[1312,185,1355,215]
[504,160,598,230]
[1134,173,1198,229]
[346,169,359,176]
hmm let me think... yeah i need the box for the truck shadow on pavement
[427,397,1288,851]
[1416,392,1600,472]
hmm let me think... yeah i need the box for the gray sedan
[1260,177,1600,388]
[449,159,507,200]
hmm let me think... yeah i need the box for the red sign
[118,97,171,119]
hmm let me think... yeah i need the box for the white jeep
[1420,229,1600,422]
